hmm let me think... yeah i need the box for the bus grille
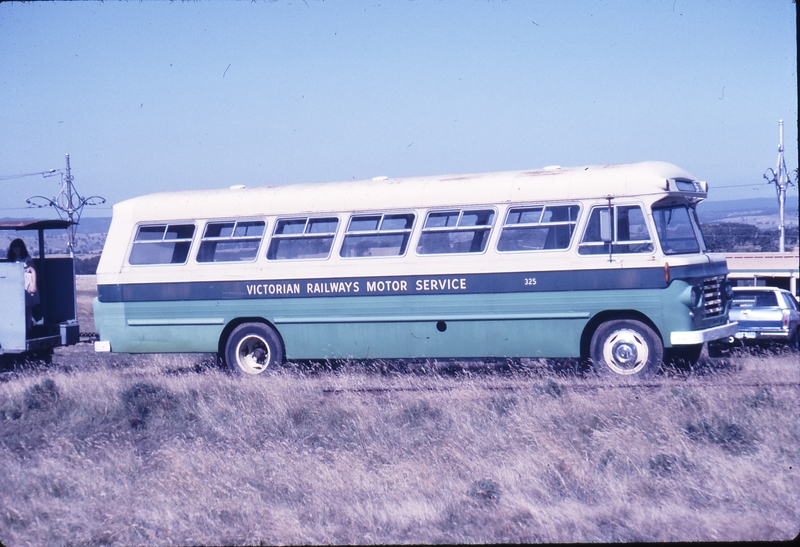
[702,276,724,317]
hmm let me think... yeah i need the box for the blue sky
[0,0,796,218]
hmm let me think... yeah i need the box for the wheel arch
[580,310,663,359]
[218,317,286,361]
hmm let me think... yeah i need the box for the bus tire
[590,319,663,378]
[224,323,284,376]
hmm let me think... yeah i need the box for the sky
[0,0,797,220]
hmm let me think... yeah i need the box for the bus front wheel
[590,319,663,378]
[224,323,284,375]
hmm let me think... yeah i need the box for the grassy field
[0,277,798,546]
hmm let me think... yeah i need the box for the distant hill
[697,197,799,228]
[0,216,112,234]
[75,216,112,234]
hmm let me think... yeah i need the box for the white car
[717,286,800,350]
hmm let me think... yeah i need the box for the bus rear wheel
[224,323,284,375]
[590,319,663,378]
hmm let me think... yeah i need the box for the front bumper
[671,322,738,346]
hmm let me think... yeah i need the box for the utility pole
[763,120,793,252]
[26,153,105,255]
[60,154,77,256]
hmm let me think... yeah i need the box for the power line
[0,169,60,181]
[714,181,798,191]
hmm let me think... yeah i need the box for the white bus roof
[114,161,699,221]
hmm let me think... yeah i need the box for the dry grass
[75,275,97,333]
[0,349,798,546]
[0,276,797,545]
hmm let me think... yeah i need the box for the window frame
[195,219,266,264]
[127,222,197,266]
[339,211,416,259]
[416,208,496,256]
[266,216,340,261]
[496,203,581,253]
[578,203,655,256]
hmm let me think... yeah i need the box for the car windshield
[652,204,702,255]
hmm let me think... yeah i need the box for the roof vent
[229,184,246,190]
[371,176,389,181]
[542,165,561,171]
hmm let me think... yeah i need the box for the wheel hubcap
[612,340,637,364]
[603,329,649,375]
[236,335,270,374]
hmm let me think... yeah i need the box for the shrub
[74,255,101,275]
[23,378,60,411]
[467,479,502,503]
[120,381,177,429]
[745,386,775,408]
[683,416,759,455]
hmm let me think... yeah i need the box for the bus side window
[197,220,265,263]
[267,217,339,260]
[417,209,495,255]
[497,205,579,252]
[578,205,653,255]
[128,224,196,265]
[340,213,415,258]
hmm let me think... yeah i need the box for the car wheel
[224,323,284,375]
[590,319,663,378]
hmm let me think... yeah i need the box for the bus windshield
[653,204,702,255]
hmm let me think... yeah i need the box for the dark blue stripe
[97,262,728,303]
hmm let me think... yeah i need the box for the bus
[1,219,80,361]
[93,161,738,378]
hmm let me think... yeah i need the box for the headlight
[724,282,734,300]
[680,285,703,307]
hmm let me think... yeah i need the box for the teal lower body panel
[275,316,588,359]
[93,299,224,353]
[94,289,680,358]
